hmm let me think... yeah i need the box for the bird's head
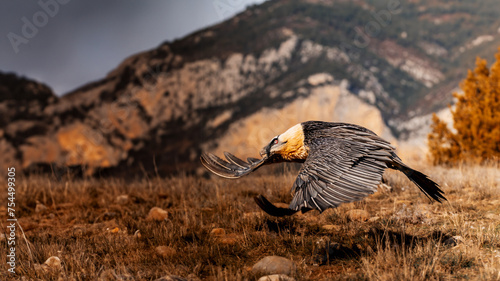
[260,123,308,161]
[260,135,284,158]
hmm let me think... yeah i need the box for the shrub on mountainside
[428,48,500,165]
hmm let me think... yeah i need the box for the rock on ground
[155,246,176,258]
[36,202,48,213]
[45,256,62,270]
[146,207,168,221]
[252,256,296,277]
[34,256,62,274]
[210,228,226,237]
[443,236,464,247]
[322,224,341,231]
[314,237,357,264]
[115,195,130,205]
[258,274,296,281]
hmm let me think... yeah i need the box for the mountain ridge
[1,0,499,176]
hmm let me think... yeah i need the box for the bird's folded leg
[253,195,299,217]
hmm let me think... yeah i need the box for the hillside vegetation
[429,48,500,165]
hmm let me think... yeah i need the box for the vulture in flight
[201,121,446,217]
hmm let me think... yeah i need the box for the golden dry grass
[1,162,500,280]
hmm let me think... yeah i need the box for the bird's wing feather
[289,128,393,212]
[200,152,280,178]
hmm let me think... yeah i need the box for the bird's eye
[273,138,278,145]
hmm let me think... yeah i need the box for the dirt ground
[1,163,500,280]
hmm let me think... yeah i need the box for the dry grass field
[1,162,500,280]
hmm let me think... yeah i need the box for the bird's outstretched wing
[289,129,394,212]
[202,152,296,215]
[200,152,272,179]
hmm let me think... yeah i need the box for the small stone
[116,195,130,205]
[346,209,369,222]
[368,216,381,223]
[209,228,241,245]
[36,202,48,213]
[314,237,355,264]
[155,246,176,258]
[44,256,62,270]
[72,226,85,237]
[252,256,296,277]
[103,212,118,220]
[443,236,463,247]
[34,263,49,273]
[258,274,296,281]
[210,228,226,237]
[146,207,168,221]
[110,227,120,234]
[99,269,115,281]
[314,237,340,264]
[322,225,341,231]
[218,233,240,245]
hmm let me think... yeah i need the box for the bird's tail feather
[402,168,447,203]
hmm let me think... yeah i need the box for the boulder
[146,207,168,221]
[252,256,296,277]
[258,275,296,281]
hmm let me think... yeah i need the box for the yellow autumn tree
[428,48,500,165]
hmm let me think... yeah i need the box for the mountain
[2,0,500,176]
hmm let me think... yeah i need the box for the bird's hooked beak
[260,143,272,158]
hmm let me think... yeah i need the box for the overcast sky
[0,0,266,95]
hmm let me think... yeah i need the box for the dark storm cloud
[0,0,265,95]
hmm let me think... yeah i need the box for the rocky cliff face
[2,0,499,176]
[0,73,59,173]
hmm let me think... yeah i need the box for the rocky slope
[2,0,499,176]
